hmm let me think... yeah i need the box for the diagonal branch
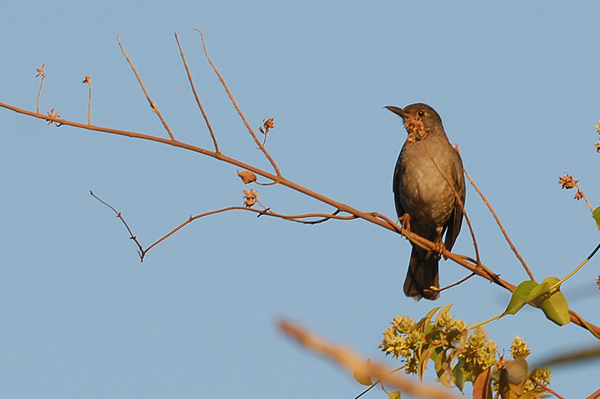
[117,35,176,141]
[194,28,281,177]
[422,141,480,264]
[174,33,220,153]
[464,169,535,281]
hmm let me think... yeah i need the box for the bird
[386,103,465,300]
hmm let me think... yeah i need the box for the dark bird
[386,103,465,300]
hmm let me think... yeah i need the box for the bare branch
[194,28,281,176]
[174,33,220,154]
[90,191,145,258]
[465,169,535,281]
[423,141,480,264]
[144,206,358,257]
[82,75,92,124]
[530,377,566,399]
[35,63,45,114]
[117,35,176,141]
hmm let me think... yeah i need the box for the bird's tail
[404,247,440,300]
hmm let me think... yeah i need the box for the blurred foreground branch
[278,319,463,399]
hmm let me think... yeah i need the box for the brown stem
[194,29,281,176]
[117,36,176,141]
[174,33,220,154]
[422,141,480,264]
[464,169,535,281]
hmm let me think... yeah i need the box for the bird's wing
[392,153,405,218]
[443,150,465,251]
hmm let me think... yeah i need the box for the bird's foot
[434,241,448,259]
[397,213,412,232]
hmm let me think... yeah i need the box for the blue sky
[1,1,600,398]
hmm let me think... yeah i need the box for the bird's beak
[385,106,408,119]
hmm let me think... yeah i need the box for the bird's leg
[434,226,447,259]
[397,213,412,232]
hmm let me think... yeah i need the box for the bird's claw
[397,213,412,232]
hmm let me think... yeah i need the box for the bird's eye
[417,111,425,117]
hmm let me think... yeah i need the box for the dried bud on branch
[238,170,257,184]
[243,189,258,207]
[36,64,46,77]
[259,118,275,145]
[558,173,578,190]
[263,118,274,131]
[46,108,60,125]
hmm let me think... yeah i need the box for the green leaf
[452,360,466,392]
[532,277,571,326]
[434,303,454,325]
[387,391,401,399]
[593,207,600,231]
[540,293,570,325]
[434,349,448,379]
[504,280,538,315]
[416,307,440,333]
[525,280,551,303]
[504,277,570,325]
[353,359,373,386]
[417,345,436,380]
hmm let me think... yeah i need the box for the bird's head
[385,103,444,143]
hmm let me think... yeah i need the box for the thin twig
[117,35,176,141]
[36,64,45,114]
[585,388,600,399]
[530,378,566,399]
[554,241,600,288]
[174,33,220,153]
[575,182,595,213]
[144,207,357,258]
[465,169,535,281]
[83,75,92,124]
[354,381,380,399]
[90,191,144,256]
[279,319,463,399]
[194,29,281,176]
[437,272,476,294]
[423,142,481,264]
[90,190,356,261]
